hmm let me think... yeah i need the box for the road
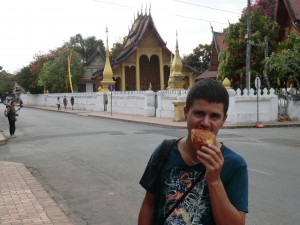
[0,105,300,225]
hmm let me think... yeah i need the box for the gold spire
[222,77,231,89]
[167,31,184,90]
[100,26,115,93]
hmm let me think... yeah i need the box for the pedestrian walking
[70,96,74,110]
[6,101,20,138]
[57,97,61,111]
[138,79,248,225]
[63,96,68,111]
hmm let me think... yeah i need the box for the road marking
[248,168,272,176]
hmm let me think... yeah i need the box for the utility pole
[263,35,270,89]
[245,0,251,94]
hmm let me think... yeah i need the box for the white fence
[21,87,300,123]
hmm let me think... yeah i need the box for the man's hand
[196,142,224,184]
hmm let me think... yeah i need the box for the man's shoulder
[221,144,247,166]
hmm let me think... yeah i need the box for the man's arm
[197,143,246,225]
[208,181,246,225]
[138,191,156,225]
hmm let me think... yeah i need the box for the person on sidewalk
[63,96,68,111]
[138,79,248,225]
[57,97,61,111]
[70,96,74,110]
[6,101,20,138]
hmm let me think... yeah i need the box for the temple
[89,6,199,92]
[275,0,300,42]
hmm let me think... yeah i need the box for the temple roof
[114,12,170,64]
[195,70,217,80]
[212,31,227,55]
[85,48,105,67]
[275,0,300,31]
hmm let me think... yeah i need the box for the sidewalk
[0,162,73,225]
[1,105,299,225]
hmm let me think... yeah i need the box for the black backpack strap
[148,139,177,193]
[156,139,177,172]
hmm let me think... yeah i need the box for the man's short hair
[186,79,229,115]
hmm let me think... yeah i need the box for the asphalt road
[0,105,300,225]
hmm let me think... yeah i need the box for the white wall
[21,87,298,123]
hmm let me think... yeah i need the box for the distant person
[63,96,68,111]
[57,97,61,111]
[6,101,20,138]
[19,98,23,108]
[70,96,74,110]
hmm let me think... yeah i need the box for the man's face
[184,99,227,136]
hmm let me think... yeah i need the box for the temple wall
[21,87,298,123]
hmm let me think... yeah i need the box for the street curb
[24,105,300,129]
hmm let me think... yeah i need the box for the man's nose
[201,115,210,127]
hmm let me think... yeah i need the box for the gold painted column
[121,64,126,91]
[135,49,141,91]
[158,48,164,90]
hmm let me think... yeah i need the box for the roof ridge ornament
[145,3,147,15]
[141,4,143,16]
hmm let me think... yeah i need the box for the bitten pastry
[191,128,216,149]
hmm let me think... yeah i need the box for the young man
[138,79,248,225]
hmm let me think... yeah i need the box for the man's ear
[223,114,228,122]
[184,106,188,120]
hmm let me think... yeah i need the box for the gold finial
[222,78,231,89]
[105,26,109,52]
[176,30,178,51]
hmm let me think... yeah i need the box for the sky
[0,0,246,74]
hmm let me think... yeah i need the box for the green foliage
[64,34,105,64]
[110,37,126,62]
[183,44,211,73]
[266,33,300,88]
[38,48,83,93]
[0,68,14,94]
[16,66,35,93]
[218,1,279,89]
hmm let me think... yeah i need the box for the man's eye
[195,111,204,116]
[211,114,220,120]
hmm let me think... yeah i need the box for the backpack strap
[156,139,177,173]
[148,139,177,193]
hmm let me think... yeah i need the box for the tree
[218,0,279,89]
[38,48,83,93]
[15,50,59,94]
[16,66,35,93]
[64,34,105,64]
[266,32,300,89]
[110,36,127,62]
[0,67,14,95]
[183,44,211,73]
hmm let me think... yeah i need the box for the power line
[173,0,240,15]
[92,0,235,25]
[174,14,228,25]
[93,0,134,8]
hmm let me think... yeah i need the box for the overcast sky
[0,0,246,74]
